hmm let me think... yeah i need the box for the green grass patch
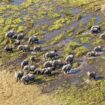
[64,41,80,54]
[62,0,89,6]
[48,12,61,18]
[85,18,95,30]
[0,17,5,24]
[72,61,79,68]
[48,18,67,31]
[64,41,88,57]
[80,37,90,43]
[17,26,26,33]
[92,38,105,46]
[55,80,105,105]
[66,27,75,37]
[74,46,88,57]
[50,34,64,45]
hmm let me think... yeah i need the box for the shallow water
[44,13,102,44]
[12,0,26,5]
[1,0,103,52]
[70,8,81,16]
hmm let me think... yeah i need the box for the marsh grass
[50,34,64,45]
[85,17,95,30]
[55,80,105,105]
[0,0,105,105]
[74,46,88,57]
[62,0,89,6]
[64,41,80,55]
[64,41,88,57]
[92,38,105,46]
[48,18,66,31]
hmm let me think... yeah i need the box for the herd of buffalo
[3,25,105,84]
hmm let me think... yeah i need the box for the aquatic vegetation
[13,18,22,24]
[5,17,13,25]
[77,28,84,35]
[76,14,82,21]
[62,0,89,6]
[0,17,5,24]
[67,41,81,50]
[72,61,79,68]
[92,38,105,46]
[60,8,72,17]
[48,23,64,31]
[48,12,61,18]
[41,24,49,31]
[86,18,95,30]
[77,34,91,44]
[64,41,88,57]
[68,27,75,33]
[17,26,26,33]
[64,41,80,54]
[50,33,64,45]
[74,46,88,57]
[48,18,66,31]
[1,0,12,4]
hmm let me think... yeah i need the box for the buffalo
[90,25,101,34]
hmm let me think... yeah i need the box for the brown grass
[0,70,61,105]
